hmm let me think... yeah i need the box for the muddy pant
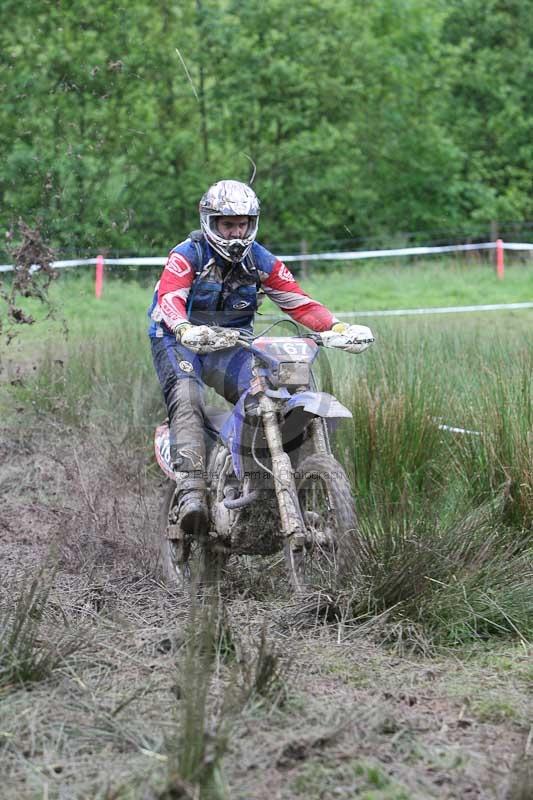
[151,334,253,475]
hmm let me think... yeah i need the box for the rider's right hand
[177,324,240,352]
[175,322,193,342]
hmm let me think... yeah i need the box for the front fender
[283,391,352,419]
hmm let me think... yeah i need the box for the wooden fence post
[496,239,504,280]
[95,254,104,298]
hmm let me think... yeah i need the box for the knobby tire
[287,453,359,592]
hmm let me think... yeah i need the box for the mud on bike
[154,320,373,593]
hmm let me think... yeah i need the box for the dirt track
[1,420,532,799]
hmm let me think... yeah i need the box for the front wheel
[290,453,360,591]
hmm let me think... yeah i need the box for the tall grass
[334,318,532,532]
[330,318,533,643]
[0,567,85,691]
[8,321,163,446]
[164,599,230,800]
[5,297,532,643]
[454,347,533,530]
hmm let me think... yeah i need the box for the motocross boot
[174,474,208,536]
[171,445,208,537]
[167,378,209,536]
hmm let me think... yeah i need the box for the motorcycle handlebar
[202,325,374,352]
[209,326,321,345]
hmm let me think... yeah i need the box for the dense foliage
[1,0,532,255]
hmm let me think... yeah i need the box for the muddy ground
[1,419,532,799]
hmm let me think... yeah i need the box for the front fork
[311,417,331,455]
[258,393,306,550]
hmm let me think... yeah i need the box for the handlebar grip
[305,332,324,344]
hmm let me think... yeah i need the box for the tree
[442,0,533,226]
[1,0,531,255]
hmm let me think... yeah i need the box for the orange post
[496,239,504,280]
[95,254,104,298]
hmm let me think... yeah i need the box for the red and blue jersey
[148,236,337,337]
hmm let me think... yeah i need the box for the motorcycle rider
[149,179,373,535]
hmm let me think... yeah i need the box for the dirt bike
[155,320,371,594]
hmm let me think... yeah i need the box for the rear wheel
[289,453,359,591]
[160,482,225,593]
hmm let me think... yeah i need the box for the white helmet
[199,180,260,262]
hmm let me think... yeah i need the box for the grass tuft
[164,597,230,800]
[345,496,533,644]
[237,624,288,708]
[0,566,86,692]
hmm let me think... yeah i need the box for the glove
[331,322,349,334]
[321,323,375,354]
[175,322,193,342]
[178,324,240,353]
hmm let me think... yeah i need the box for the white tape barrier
[307,302,533,318]
[0,257,165,273]
[1,240,533,273]
[437,423,481,436]
[283,241,498,262]
[499,242,533,251]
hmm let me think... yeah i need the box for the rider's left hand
[322,323,375,354]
